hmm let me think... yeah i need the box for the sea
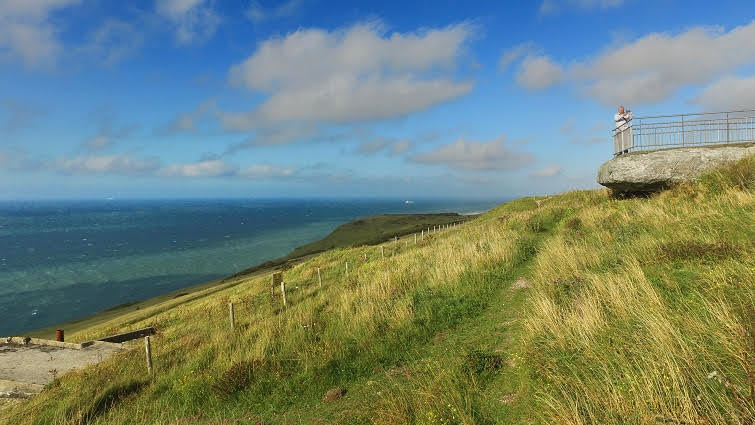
[0,198,501,336]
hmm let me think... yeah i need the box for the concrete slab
[0,339,123,398]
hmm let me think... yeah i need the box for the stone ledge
[597,144,755,193]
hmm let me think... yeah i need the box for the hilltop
[2,157,753,424]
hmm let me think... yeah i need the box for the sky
[1,0,754,200]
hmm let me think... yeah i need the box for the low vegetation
[3,157,753,424]
[29,213,468,340]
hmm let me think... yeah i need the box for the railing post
[726,112,730,143]
[681,115,685,146]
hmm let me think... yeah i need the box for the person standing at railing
[614,106,633,154]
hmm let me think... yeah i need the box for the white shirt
[614,112,632,131]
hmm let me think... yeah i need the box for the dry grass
[2,157,753,424]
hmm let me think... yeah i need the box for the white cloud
[238,164,296,179]
[246,0,303,22]
[516,55,564,91]
[83,123,137,151]
[0,0,80,68]
[77,19,144,66]
[156,0,220,44]
[499,42,534,71]
[517,21,755,105]
[411,135,536,170]
[694,75,755,111]
[224,22,474,130]
[355,138,412,156]
[160,158,237,177]
[540,0,626,15]
[54,154,160,176]
[162,100,216,134]
[530,165,563,177]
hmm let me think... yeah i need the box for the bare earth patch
[510,279,531,290]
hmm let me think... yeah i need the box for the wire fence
[612,109,755,155]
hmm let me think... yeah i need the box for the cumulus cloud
[516,55,564,91]
[0,0,80,68]
[513,21,755,105]
[54,154,160,176]
[411,135,536,171]
[540,0,626,15]
[224,22,474,130]
[156,0,220,44]
[694,75,755,111]
[246,0,303,22]
[529,165,563,177]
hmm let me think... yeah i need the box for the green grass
[27,213,469,340]
[285,213,472,259]
[3,157,753,424]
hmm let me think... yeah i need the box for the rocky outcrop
[597,144,755,193]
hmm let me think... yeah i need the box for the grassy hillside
[27,213,469,340]
[285,213,472,259]
[3,158,753,424]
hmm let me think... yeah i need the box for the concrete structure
[0,337,123,399]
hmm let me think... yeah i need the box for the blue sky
[1,0,754,199]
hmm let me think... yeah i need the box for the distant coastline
[25,211,481,339]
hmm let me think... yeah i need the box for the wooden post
[381,246,384,258]
[271,272,282,299]
[414,233,417,244]
[421,229,424,240]
[363,253,367,261]
[280,281,287,307]
[229,302,235,330]
[317,267,322,287]
[144,336,153,376]
[345,261,349,277]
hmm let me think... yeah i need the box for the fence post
[414,233,417,244]
[317,267,322,287]
[726,112,730,143]
[345,261,349,277]
[421,230,424,240]
[144,336,153,376]
[381,246,384,258]
[681,115,685,146]
[280,281,287,307]
[229,302,235,330]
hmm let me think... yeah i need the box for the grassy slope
[27,213,468,340]
[3,158,753,424]
[285,213,471,259]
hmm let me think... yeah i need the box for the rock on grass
[322,387,345,402]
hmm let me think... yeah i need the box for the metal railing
[612,109,755,155]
